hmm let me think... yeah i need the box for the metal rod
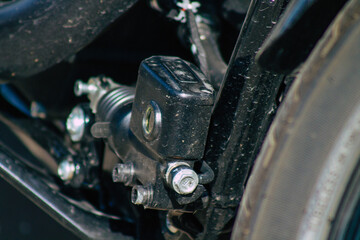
[198,0,289,238]
[0,146,133,240]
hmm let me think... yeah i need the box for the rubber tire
[231,1,360,240]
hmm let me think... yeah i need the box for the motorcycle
[0,0,359,239]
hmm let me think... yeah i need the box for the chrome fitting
[131,185,153,205]
[112,162,135,186]
[74,80,98,97]
[73,76,121,113]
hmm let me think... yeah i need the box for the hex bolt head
[166,164,199,195]
[58,159,76,181]
[131,185,153,205]
[172,168,199,195]
[66,106,86,142]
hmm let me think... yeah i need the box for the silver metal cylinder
[112,162,135,186]
[131,185,153,205]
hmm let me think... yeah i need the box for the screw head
[169,166,199,195]
[58,159,76,181]
[66,106,86,142]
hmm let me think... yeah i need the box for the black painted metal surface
[0,146,133,240]
[0,177,79,239]
[256,0,348,73]
[131,56,214,160]
[185,9,227,90]
[197,0,289,238]
[0,108,142,238]
[0,0,138,80]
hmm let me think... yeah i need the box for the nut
[58,159,76,181]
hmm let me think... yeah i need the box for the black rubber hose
[198,161,215,185]
[0,0,138,80]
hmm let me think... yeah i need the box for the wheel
[231,0,360,239]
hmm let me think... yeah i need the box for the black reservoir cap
[130,56,214,160]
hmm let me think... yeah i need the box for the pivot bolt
[166,163,199,195]
[131,185,153,205]
[58,159,76,181]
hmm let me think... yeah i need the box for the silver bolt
[74,80,97,97]
[112,162,135,186]
[58,159,76,181]
[66,106,86,142]
[131,185,153,205]
[166,163,199,195]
